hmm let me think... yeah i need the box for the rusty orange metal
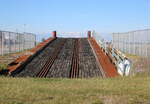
[88,37,119,77]
[87,31,91,38]
[7,37,55,73]
[52,31,57,38]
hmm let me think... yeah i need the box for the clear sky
[0,0,150,40]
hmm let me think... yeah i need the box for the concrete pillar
[52,31,57,38]
[87,31,91,38]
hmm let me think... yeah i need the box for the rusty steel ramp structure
[6,31,119,78]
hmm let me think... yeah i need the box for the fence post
[146,42,147,57]
[9,32,11,54]
[133,32,135,55]
[23,33,25,51]
[18,34,21,52]
[118,33,119,50]
[1,31,4,56]
[129,32,131,54]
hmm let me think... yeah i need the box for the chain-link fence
[92,31,107,50]
[112,29,150,57]
[0,31,36,55]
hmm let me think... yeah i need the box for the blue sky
[0,0,150,40]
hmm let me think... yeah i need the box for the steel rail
[36,39,66,78]
[70,39,79,78]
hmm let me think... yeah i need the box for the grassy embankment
[0,75,150,104]
[126,54,150,75]
[0,53,150,104]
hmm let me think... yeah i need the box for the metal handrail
[92,31,131,76]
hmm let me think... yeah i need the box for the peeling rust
[7,38,55,74]
[88,37,119,77]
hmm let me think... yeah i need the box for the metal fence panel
[0,31,36,56]
[113,29,150,57]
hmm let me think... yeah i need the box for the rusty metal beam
[88,38,119,78]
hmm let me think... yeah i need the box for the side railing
[92,31,131,76]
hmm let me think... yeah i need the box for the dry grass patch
[127,54,150,75]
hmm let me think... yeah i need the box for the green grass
[0,64,7,71]
[0,75,150,104]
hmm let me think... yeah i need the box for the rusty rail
[7,38,55,76]
[36,39,66,78]
[70,39,79,78]
[88,38,118,77]
[87,39,106,78]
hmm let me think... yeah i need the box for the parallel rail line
[70,39,79,78]
[36,39,66,78]
[4,38,108,78]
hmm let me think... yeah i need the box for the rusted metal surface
[69,39,79,78]
[87,31,91,38]
[14,38,62,77]
[52,31,57,38]
[36,39,66,78]
[46,38,74,78]
[88,37,119,77]
[6,37,118,78]
[88,39,106,78]
[78,38,102,78]
[7,37,55,73]
[10,38,103,78]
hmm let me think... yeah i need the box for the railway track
[46,38,74,78]
[15,38,62,77]
[10,38,104,78]
[78,38,102,78]
[36,39,66,78]
[69,39,79,78]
